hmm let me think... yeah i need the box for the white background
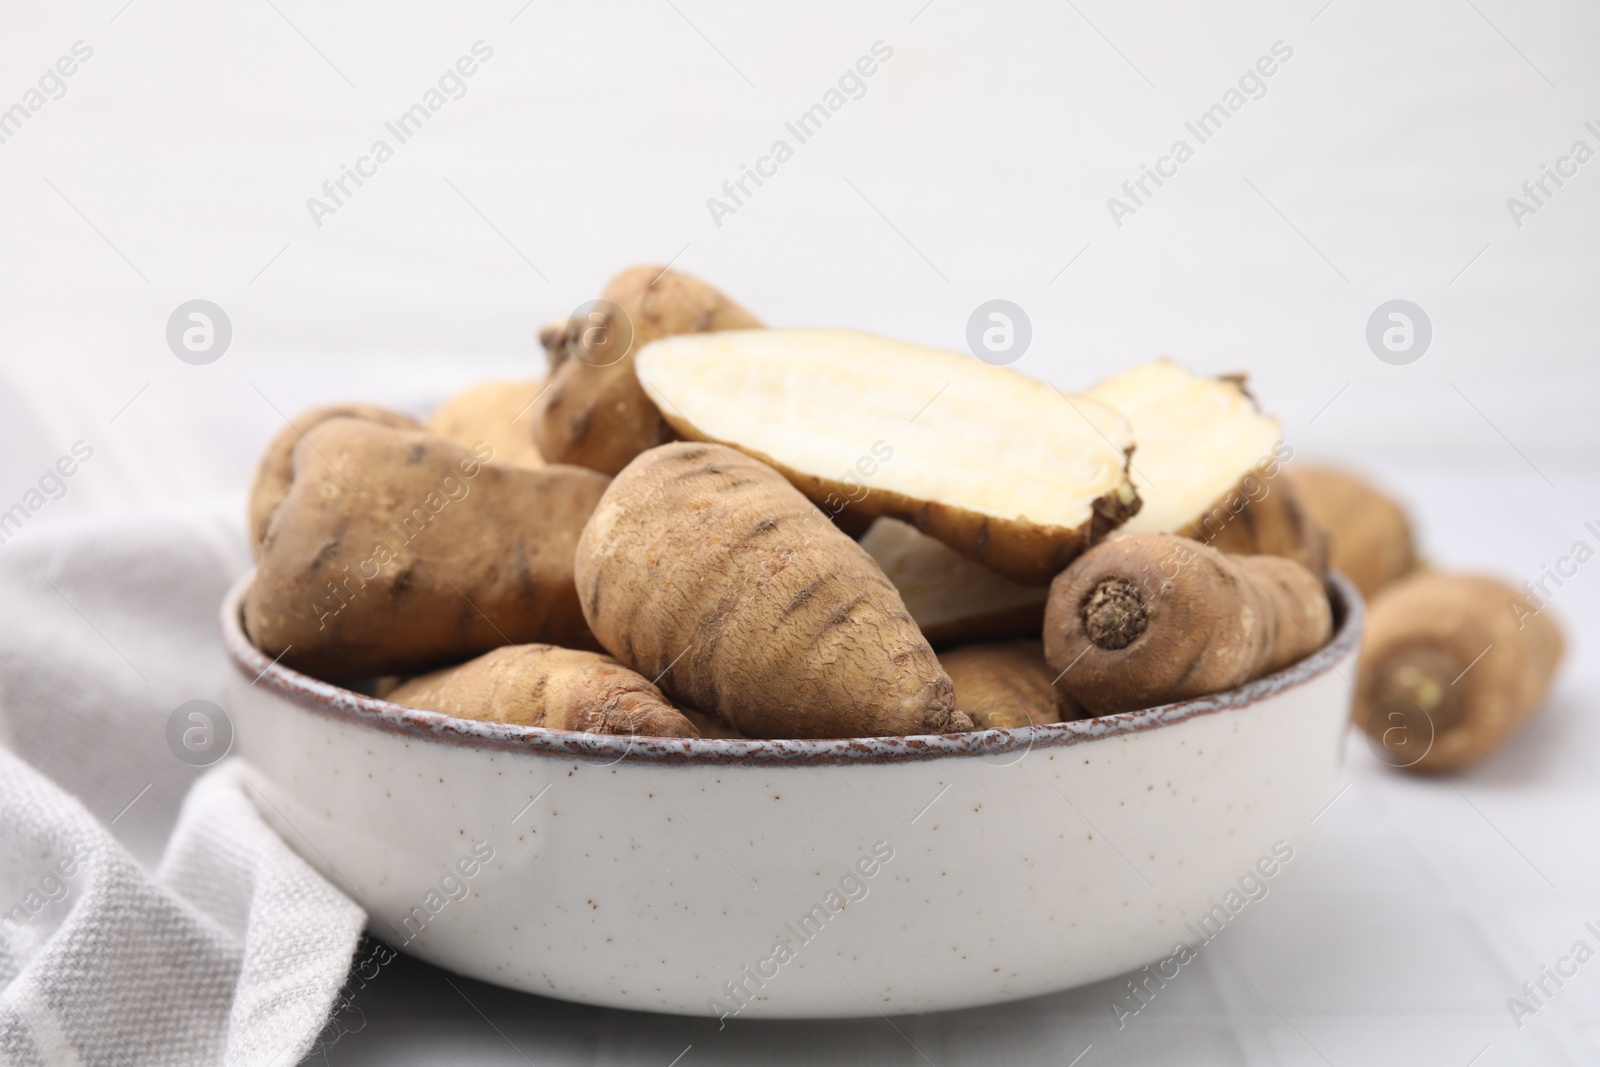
[1,0,1597,1064]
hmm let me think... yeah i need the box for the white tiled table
[297,463,1600,1067]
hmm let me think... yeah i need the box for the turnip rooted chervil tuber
[426,379,548,471]
[244,418,609,678]
[534,265,762,476]
[574,442,968,739]
[388,644,698,739]
[634,328,1140,584]
[939,640,1076,730]
[859,518,1049,646]
[1354,572,1562,773]
[1286,464,1416,601]
[247,402,422,557]
[1085,359,1326,574]
[1043,534,1332,715]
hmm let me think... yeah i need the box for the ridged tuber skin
[574,443,968,739]
[1286,464,1417,601]
[387,645,699,739]
[1354,572,1562,773]
[1043,534,1333,715]
[1180,464,1329,577]
[248,403,421,557]
[243,418,610,679]
[940,640,1075,729]
[534,265,761,476]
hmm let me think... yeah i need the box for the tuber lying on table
[388,645,699,738]
[244,418,609,678]
[247,403,421,556]
[534,265,761,476]
[1353,572,1562,773]
[574,443,968,738]
[939,640,1075,729]
[1043,534,1332,715]
[425,379,547,470]
[1286,464,1416,601]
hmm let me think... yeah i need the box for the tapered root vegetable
[575,443,968,738]
[248,403,421,556]
[940,640,1073,730]
[425,379,547,470]
[1085,360,1325,572]
[859,518,1047,644]
[1354,573,1562,773]
[534,266,762,476]
[635,329,1139,584]
[1287,465,1416,601]
[244,418,610,678]
[1043,534,1332,714]
[388,645,698,738]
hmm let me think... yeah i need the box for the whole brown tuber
[1043,534,1333,715]
[1354,572,1562,773]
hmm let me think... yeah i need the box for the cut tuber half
[636,329,1139,584]
[1085,360,1322,570]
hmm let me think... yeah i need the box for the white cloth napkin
[0,506,365,1066]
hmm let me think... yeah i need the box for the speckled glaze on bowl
[222,571,1362,1019]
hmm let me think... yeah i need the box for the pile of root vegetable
[241,265,1563,773]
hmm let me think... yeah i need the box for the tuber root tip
[1081,577,1149,651]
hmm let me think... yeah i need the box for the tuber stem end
[1082,577,1149,651]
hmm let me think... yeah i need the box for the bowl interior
[220,570,1362,767]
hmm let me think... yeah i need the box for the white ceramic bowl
[222,571,1361,1019]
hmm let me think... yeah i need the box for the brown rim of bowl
[221,570,1362,767]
